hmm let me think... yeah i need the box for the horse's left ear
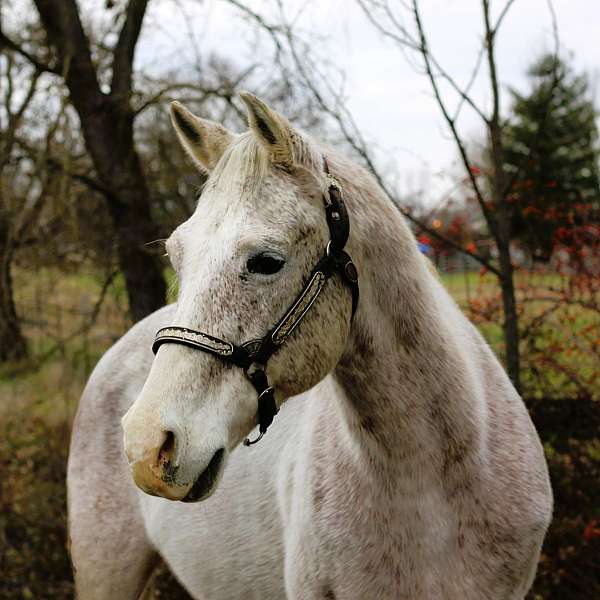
[240,91,304,168]
[170,101,235,172]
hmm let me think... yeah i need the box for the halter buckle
[343,260,358,283]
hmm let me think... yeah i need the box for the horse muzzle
[122,410,226,502]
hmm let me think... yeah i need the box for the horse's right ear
[170,102,234,172]
[239,91,304,169]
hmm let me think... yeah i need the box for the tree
[346,0,532,390]
[1,0,324,325]
[1,0,167,322]
[0,52,43,361]
[503,54,600,261]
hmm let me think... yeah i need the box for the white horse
[67,92,552,599]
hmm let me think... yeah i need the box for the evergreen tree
[503,54,600,260]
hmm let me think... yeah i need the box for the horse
[67,92,552,599]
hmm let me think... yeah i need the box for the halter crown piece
[152,157,359,445]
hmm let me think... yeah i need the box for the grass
[1,267,599,598]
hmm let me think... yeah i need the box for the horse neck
[331,164,485,478]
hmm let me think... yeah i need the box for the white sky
[135,0,600,203]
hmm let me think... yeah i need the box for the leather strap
[152,326,253,369]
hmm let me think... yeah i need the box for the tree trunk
[78,97,167,322]
[490,144,522,392]
[0,211,28,362]
[497,239,521,392]
[489,112,521,391]
[483,1,521,393]
[490,125,522,393]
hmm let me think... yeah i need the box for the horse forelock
[209,133,270,195]
[207,129,323,200]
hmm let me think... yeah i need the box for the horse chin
[180,448,226,503]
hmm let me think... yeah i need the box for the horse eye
[246,252,285,275]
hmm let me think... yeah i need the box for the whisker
[145,238,169,248]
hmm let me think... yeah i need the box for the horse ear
[239,91,298,168]
[170,101,234,172]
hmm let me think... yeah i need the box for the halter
[152,159,359,445]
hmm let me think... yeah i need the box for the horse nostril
[158,431,176,470]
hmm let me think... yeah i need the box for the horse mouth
[181,448,225,503]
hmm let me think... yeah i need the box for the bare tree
[1,0,325,325]
[1,0,167,321]
[353,0,562,391]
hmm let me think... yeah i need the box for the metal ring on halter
[243,431,264,446]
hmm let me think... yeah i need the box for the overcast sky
[135,0,600,203]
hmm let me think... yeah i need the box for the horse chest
[284,448,460,598]
[288,496,452,599]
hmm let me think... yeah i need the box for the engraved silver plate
[155,327,233,356]
[272,271,326,345]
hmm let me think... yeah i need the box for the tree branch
[33,0,101,99]
[0,30,59,75]
[15,138,114,201]
[111,0,149,99]
[412,0,498,238]
[483,1,500,129]
[133,64,255,117]
[225,0,286,57]
[1,69,42,168]
[493,0,517,34]
[356,0,490,124]
[452,39,486,121]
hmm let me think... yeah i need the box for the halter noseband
[152,158,359,445]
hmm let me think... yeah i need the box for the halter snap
[152,156,359,445]
[243,386,275,446]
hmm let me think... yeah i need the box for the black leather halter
[152,159,359,445]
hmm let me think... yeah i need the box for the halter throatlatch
[152,157,359,445]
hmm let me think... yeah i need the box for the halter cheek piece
[152,159,359,446]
